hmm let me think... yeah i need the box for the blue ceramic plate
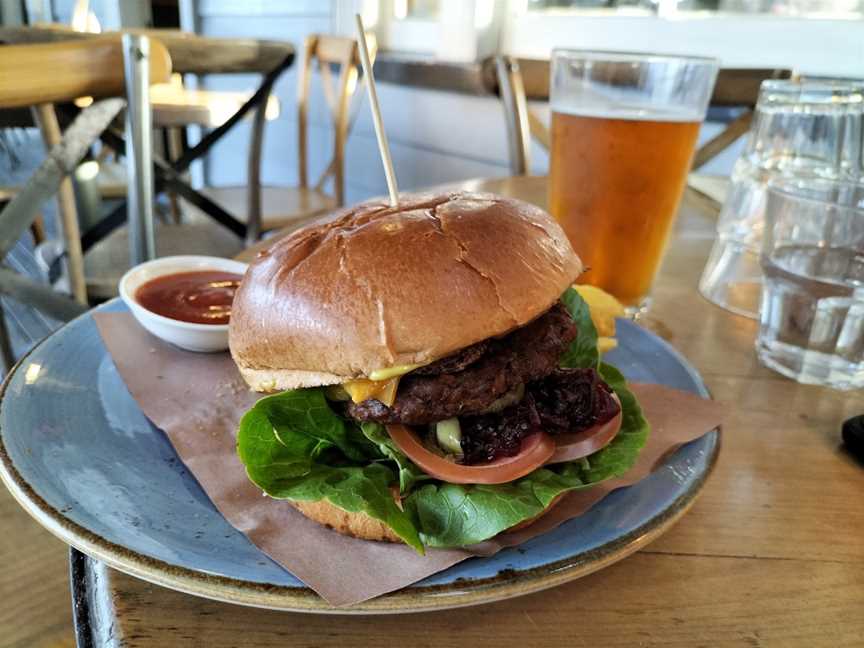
[0,301,719,613]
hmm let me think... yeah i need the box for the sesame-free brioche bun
[229,192,583,392]
[290,493,565,544]
[290,500,402,543]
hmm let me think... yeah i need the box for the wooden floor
[0,490,74,646]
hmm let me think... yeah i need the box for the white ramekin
[118,255,248,353]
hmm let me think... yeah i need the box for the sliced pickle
[435,418,463,455]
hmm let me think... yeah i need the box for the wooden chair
[486,56,792,176]
[0,36,165,368]
[201,33,376,235]
[0,25,294,243]
[67,0,283,223]
[5,35,251,302]
[0,35,174,294]
[149,71,281,219]
[0,36,249,370]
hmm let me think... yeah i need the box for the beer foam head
[550,98,703,123]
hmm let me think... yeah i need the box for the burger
[230,192,648,553]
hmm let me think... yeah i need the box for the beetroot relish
[531,367,619,434]
[458,396,542,465]
[459,368,619,465]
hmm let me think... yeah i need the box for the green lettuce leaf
[239,387,367,463]
[238,405,314,481]
[360,422,429,494]
[404,470,577,547]
[559,286,600,369]
[237,388,423,552]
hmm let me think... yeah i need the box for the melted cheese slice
[342,363,424,407]
[343,376,401,407]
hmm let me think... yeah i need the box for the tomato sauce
[135,271,243,325]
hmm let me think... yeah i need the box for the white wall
[504,13,864,79]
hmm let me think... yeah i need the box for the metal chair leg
[496,56,531,177]
[245,89,269,245]
[122,33,156,265]
[165,127,185,224]
[0,306,15,374]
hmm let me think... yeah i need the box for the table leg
[165,127,185,224]
[69,548,97,648]
[0,307,14,374]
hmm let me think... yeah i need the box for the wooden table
[3,176,863,646]
[0,26,293,75]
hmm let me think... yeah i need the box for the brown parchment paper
[94,312,725,606]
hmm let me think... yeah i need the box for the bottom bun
[291,500,402,543]
[291,494,563,545]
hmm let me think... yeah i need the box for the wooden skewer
[355,14,399,207]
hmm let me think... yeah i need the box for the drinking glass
[699,80,864,319]
[757,179,864,389]
[549,50,719,316]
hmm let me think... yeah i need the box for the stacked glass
[758,179,864,389]
[699,80,864,319]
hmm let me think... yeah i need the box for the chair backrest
[297,34,376,207]
[0,35,171,108]
[486,56,793,175]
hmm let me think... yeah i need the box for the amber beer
[549,110,701,308]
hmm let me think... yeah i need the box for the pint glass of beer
[549,51,718,314]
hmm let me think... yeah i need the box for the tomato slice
[385,424,555,485]
[545,394,622,465]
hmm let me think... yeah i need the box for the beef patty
[347,302,577,425]
[459,367,620,464]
